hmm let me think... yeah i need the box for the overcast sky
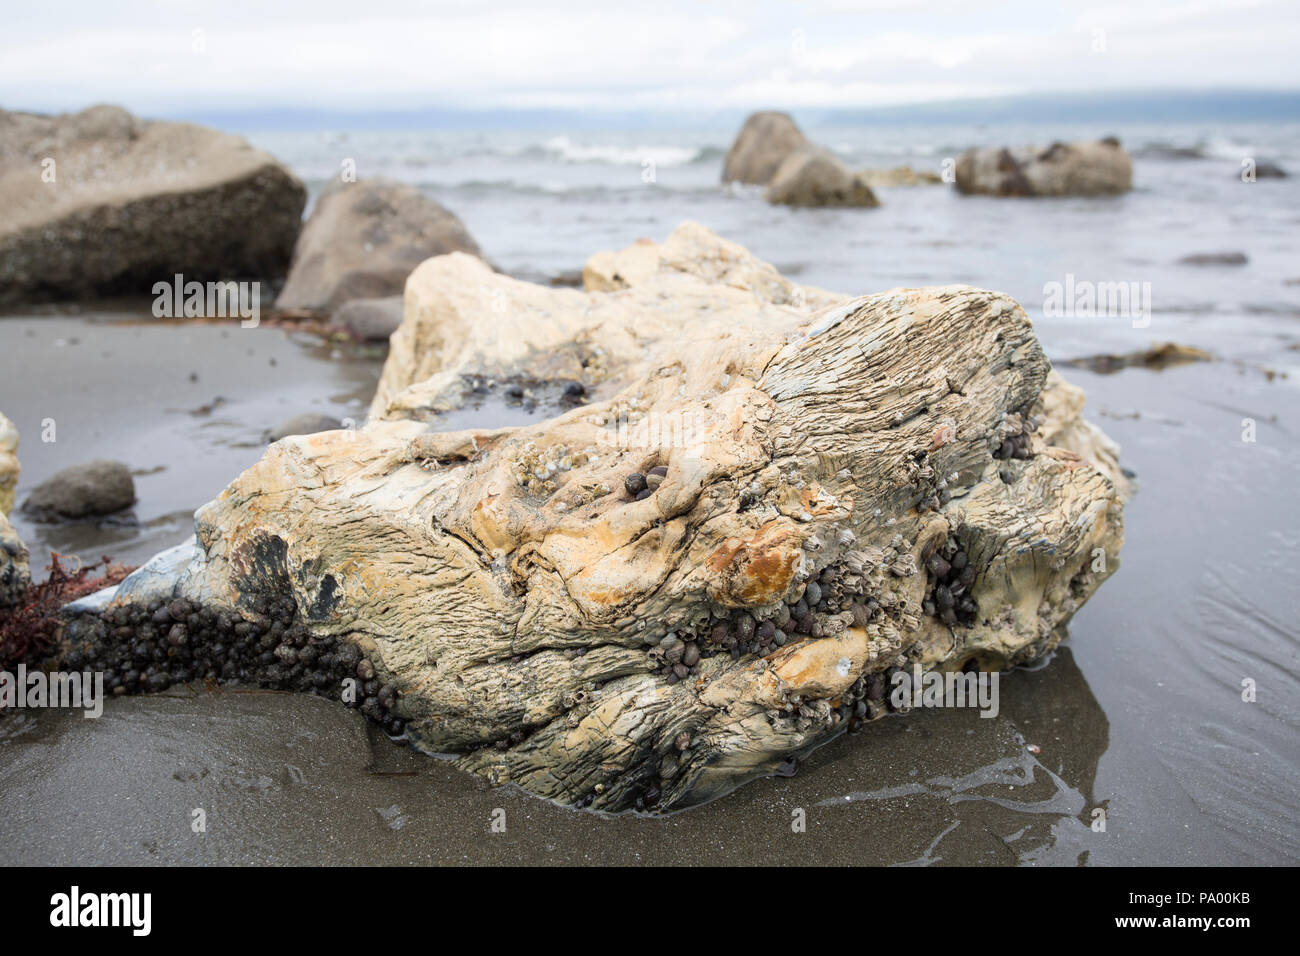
[2,0,1297,116]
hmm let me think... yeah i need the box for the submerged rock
[1178,251,1248,267]
[22,459,135,520]
[1063,342,1213,374]
[1249,162,1288,180]
[61,224,1127,812]
[955,139,1133,197]
[275,177,483,314]
[0,104,305,306]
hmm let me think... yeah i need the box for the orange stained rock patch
[929,424,956,450]
[799,484,836,516]
[705,519,803,606]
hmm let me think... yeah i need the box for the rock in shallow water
[60,223,1128,812]
[765,148,879,208]
[721,111,810,186]
[22,458,134,520]
[721,111,879,208]
[955,139,1133,197]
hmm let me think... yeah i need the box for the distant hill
[175,88,1300,132]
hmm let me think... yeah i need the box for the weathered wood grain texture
[99,223,1127,810]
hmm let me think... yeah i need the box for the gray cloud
[3,0,1297,114]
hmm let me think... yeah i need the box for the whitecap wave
[540,135,701,167]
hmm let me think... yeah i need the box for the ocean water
[2,118,1298,864]
[250,119,1300,366]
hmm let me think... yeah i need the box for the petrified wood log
[63,224,1126,811]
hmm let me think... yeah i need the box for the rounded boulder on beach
[21,459,135,520]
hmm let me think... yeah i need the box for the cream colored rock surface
[955,139,1133,197]
[0,511,28,608]
[0,105,305,305]
[372,222,841,420]
[77,224,1127,811]
[0,412,18,516]
[0,414,27,606]
[581,237,660,292]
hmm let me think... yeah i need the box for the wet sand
[1,310,1298,865]
[0,650,1109,866]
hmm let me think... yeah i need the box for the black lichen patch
[232,533,292,603]
[306,573,342,621]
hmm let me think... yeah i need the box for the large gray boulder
[722,112,810,185]
[274,178,484,315]
[724,112,880,209]
[0,105,306,305]
[955,139,1133,197]
[766,148,880,208]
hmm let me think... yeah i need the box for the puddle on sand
[2,312,382,576]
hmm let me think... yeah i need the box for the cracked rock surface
[60,223,1127,811]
